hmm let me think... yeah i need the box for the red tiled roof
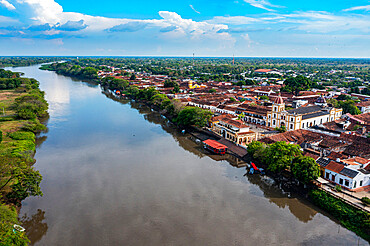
[353,112,370,124]
[327,151,348,161]
[203,139,228,149]
[303,151,320,160]
[325,161,345,173]
[255,69,273,73]
[221,118,248,129]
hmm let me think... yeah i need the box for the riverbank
[41,66,370,243]
[0,69,48,245]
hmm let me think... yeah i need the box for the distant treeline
[40,62,98,80]
[0,57,64,68]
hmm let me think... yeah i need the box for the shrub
[21,119,46,133]
[0,204,29,245]
[335,185,342,192]
[361,197,370,206]
[8,131,35,141]
[309,189,370,241]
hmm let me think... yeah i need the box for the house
[212,117,259,146]
[319,158,370,192]
[356,101,370,114]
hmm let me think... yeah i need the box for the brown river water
[7,65,368,245]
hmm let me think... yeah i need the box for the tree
[151,94,168,107]
[336,94,352,101]
[130,74,136,80]
[175,107,212,127]
[338,100,361,115]
[259,95,269,100]
[263,141,302,173]
[274,125,287,133]
[237,112,245,120]
[327,98,339,108]
[164,80,180,93]
[208,88,216,93]
[247,141,263,156]
[6,167,43,204]
[291,156,320,184]
[282,75,313,96]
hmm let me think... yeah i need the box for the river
[7,64,368,245]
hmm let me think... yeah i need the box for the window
[320,119,322,124]
[273,120,275,125]
[353,181,356,189]
[325,172,329,179]
[273,114,276,118]
[339,178,343,185]
[360,180,363,186]
[274,107,277,111]
[290,124,293,129]
[291,118,293,122]
[302,123,305,128]
[345,180,349,186]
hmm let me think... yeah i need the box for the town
[91,59,370,196]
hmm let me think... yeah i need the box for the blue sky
[0,0,369,57]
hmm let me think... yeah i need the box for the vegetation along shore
[0,68,48,245]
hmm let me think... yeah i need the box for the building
[235,104,270,126]
[212,117,259,146]
[267,94,342,131]
[356,100,370,114]
[317,157,370,192]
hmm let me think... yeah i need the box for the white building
[318,157,370,192]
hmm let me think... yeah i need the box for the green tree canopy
[263,141,302,173]
[175,107,212,127]
[291,156,320,184]
[338,100,361,115]
[282,75,313,96]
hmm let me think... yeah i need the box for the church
[267,94,343,131]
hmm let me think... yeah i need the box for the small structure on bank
[203,139,228,155]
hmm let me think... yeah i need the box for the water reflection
[246,174,317,223]
[20,209,48,245]
[104,94,318,224]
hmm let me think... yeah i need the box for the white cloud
[1,0,230,42]
[209,16,258,25]
[243,0,281,11]
[0,0,15,10]
[241,33,253,47]
[343,5,370,12]
[280,11,370,33]
[158,11,228,38]
[0,15,18,24]
[189,5,200,14]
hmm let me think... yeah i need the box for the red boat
[203,139,228,155]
